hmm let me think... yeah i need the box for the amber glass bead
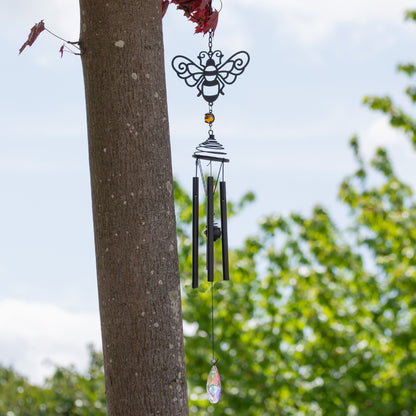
[205,113,215,124]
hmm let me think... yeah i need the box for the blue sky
[1,0,416,383]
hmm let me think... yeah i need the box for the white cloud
[229,0,415,45]
[0,299,101,384]
[359,116,416,188]
[359,116,406,157]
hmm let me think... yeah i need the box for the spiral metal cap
[193,133,229,163]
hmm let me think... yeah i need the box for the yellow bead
[205,113,215,124]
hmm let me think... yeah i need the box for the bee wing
[217,51,250,85]
[171,55,204,88]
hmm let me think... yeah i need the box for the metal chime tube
[219,181,229,281]
[207,176,214,282]
[192,176,199,288]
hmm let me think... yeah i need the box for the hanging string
[211,281,215,362]
[213,161,224,194]
[197,159,207,196]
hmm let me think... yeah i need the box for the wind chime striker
[172,20,249,405]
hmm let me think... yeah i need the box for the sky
[1,0,416,384]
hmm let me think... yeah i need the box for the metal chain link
[208,29,213,53]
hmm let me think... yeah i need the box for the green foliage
[2,8,416,416]
[0,346,106,416]
[405,9,416,22]
[181,152,416,414]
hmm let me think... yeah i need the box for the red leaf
[172,0,219,34]
[162,0,169,18]
[199,0,212,11]
[203,10,218,33]
[193,6,208,20]
[59,44,65,58]
[176,0,199,8]
[19,20,45,54]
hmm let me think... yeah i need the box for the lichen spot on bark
[131,72,138,80]
[168,290,180,312]
[114,40,125,48]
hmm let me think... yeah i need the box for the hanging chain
[208,30,214,135]
[207,104,214,136]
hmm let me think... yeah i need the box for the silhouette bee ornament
[172,49,250,104]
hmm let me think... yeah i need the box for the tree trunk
[78,1,189,414]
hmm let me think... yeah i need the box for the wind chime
[172,16,249,404]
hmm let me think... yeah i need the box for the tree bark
[78,1,189,414]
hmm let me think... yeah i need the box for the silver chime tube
[207,176,214,282]
[220,181,229,281]
[192,176,199,289]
